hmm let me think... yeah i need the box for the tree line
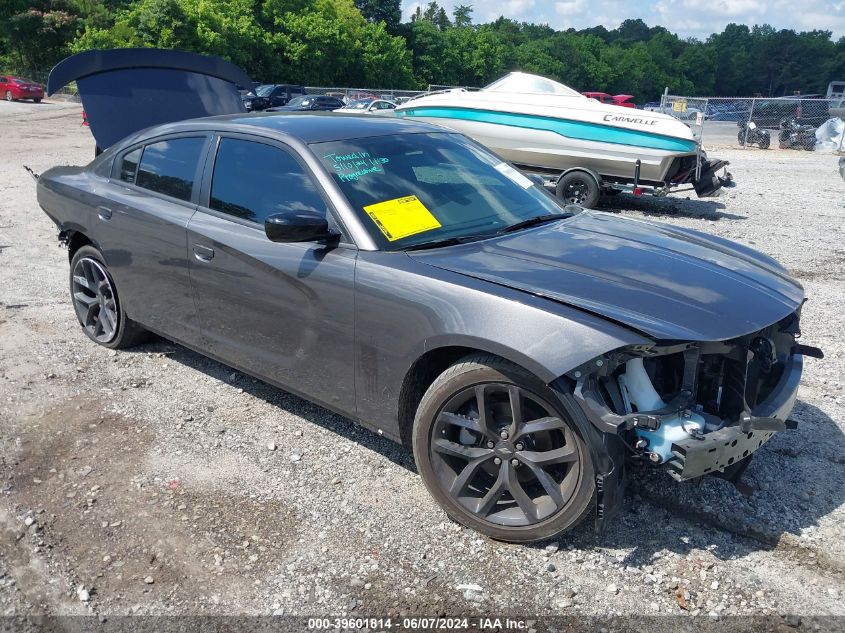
[2,0,844,101]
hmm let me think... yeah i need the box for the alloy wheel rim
[564,181,588,204]
[430,383,581,527]
[5,91,11,101]
[72,257,119,343]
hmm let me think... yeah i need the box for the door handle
[97,206,112,221]
[193,244,215,262]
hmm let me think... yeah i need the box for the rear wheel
[413,354,595,543]
[737,130,747,146]
[5,91,13,102]
[556,171,600,208]
[69,245,149,349]
[33,98,41,103]
[758,134,770,150]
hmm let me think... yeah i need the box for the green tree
[1,0,81,74]
[452,4,472,28]
[353,0,401,33]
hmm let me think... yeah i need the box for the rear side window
[136,137,205,202]
[119,148,141,183]
[209,138,328,223]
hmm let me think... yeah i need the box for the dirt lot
[1,100,844,626]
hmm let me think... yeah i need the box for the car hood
[410,211,804,341]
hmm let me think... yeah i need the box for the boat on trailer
[395,72,732,207]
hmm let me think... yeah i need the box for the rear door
[186,134,357,412]
[98,134,210,345]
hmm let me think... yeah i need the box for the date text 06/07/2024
[307,617,532,630]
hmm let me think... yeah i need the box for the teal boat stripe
[397,106,698,153]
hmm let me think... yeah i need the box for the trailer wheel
[556,171,600,208]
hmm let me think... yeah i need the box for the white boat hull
[395,75,700,185]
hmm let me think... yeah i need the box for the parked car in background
[742,96,830,129]
[582,92,635,108]
[325,91,348,104]
[642,102,703,122]
[335,98,397,115]
[348,91,378,102]
[267,95,345,112]
[706,102,748,122]
[242,84,305,111]
[0,75,44,102]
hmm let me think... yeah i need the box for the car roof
[126,112,442,145]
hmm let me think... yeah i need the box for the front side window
[135,137,205,202]
[312,132,566,250]
[209,138,328,224]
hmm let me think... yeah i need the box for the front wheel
[33,98,41,103]
[413,354,595,543]
[556,171,600,208]
[69,245,149,349]
[737,130,747,146]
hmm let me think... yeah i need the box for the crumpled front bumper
[666,354,803,481]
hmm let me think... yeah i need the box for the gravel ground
[0,101,843,627]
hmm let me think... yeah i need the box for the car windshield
[286,96,311,107]
[344,99,372,109]
[254,84,274,97]
[312,133,568,250]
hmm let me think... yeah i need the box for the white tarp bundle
[814,117,845,152]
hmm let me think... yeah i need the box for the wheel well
[63,231,93,260]
[397,346,504,447]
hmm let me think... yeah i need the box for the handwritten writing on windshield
[323,151,390,182]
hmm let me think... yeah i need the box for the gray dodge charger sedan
[37,109,821,543]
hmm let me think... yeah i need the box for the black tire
[556,171,600,208]
[737,130,746,146]
[757,134,770,150]
[412,354,595,543]
[69,245,149,349]
[5,90,13,102]
[33,98,41,103]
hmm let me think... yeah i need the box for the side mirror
[265,211,335,243]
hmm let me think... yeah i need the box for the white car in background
[335,98,397,115]
[642,101,704,122]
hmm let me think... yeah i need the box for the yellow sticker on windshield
[363,195,441,242]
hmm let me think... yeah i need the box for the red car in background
[582,91,636,108]
[0,75,44,102]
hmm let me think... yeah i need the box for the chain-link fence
[656,95,708,139]
[304,86,425,103]
[660,94,845,153]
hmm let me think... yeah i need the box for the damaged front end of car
[566,308,823,531]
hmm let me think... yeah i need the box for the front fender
[353,251,651,437]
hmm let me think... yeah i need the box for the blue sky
[401,0,845,39]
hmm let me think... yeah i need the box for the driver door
[187,134,357,412]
